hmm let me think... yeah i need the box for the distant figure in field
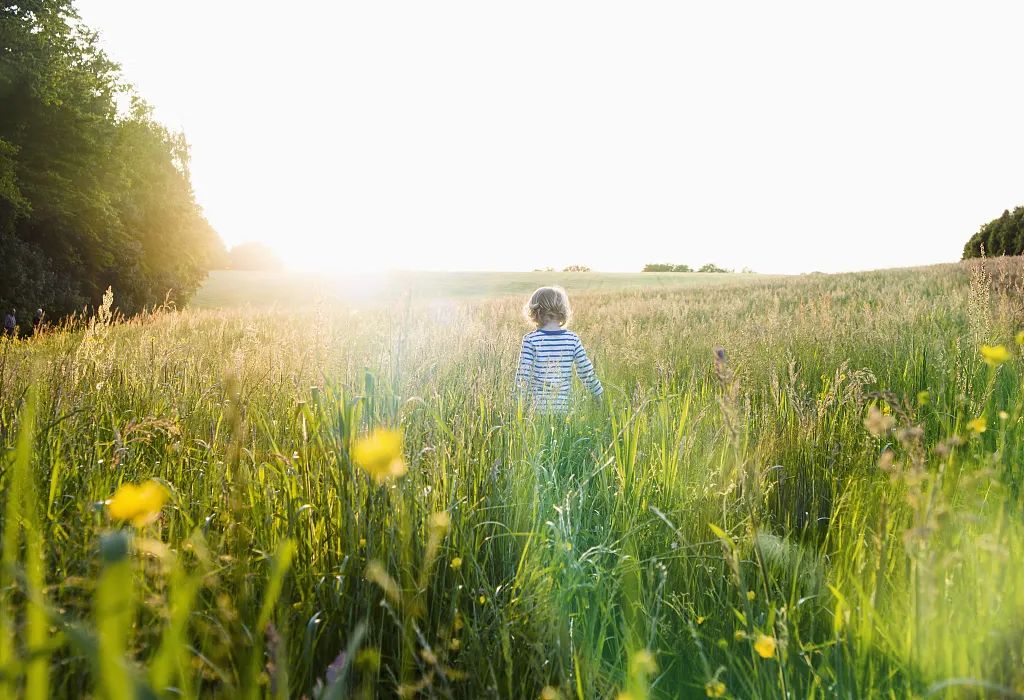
[3,309,15,338]
[32,308,44,334]
[515,286,603,412]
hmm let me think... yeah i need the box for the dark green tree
[0,0,223,319]
[963,207,1024,259]
[698,263,730,273]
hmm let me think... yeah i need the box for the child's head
[524,286,571,327]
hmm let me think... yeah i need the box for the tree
[562,265,591,272]
[643,263,693,272]
[0,1,224,318]
[227,242,284,271]
[962,206,1024,259]
[698,263,731,273]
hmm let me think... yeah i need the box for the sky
[75,1,1024,274]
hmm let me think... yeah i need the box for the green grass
[190,269,773,309]
[2,260,1024,698]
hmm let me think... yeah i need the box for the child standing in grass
[515,286,603,412]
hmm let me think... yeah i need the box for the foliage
[643,264,695,272]
[226,241,284,271]
[0,0,223,320]
[2,261,1024,698]
[562,265,591,272]
[698,263,731,273]
[963,206,1024,259]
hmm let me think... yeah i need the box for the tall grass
[1,260,1023,698]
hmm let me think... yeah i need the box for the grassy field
[190,270,772,309]
[2,261,1024,698]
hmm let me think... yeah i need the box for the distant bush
[227,242,283,271]
[963,206,1024,259]
[698,263,732,273]
[643,263,692,272]
[562,265,591,272]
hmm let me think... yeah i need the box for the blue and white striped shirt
[515,329,603,412]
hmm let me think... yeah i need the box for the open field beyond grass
[2,261,1024,698]
[190,270,774,309]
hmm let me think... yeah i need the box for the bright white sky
[76,1,1023,274]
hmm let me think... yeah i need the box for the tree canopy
[0,0,223,319]
[962,207,1024,259]
[643,263,692,272]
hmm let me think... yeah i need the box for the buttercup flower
[753,634,777,659]
[107,480,167,527]
[981,344,1011,367]
[351,428,407,483]
[705,679,727,697]
[967,416,987,434]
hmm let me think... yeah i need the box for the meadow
[190,270,770,309]
[1,261,1023,699]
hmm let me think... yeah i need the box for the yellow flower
[917,390,930,406]
[696,615,706,625]
[107,480,167,527]
[1016,330,1024,346]
[705,679,727,697]
[733,629,746,641]
[450,557,463,570]
[478,595,486,604]
[999,410,1010,421]
[981,344,1011,367]
[351,428,407,483]
[358,537,367,548]
[967,416,987,434]
[746,590,756,601]
[449,638,461,651]
[753,634,777,659]
[540,687,560,700]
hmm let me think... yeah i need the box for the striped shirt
[515,328,603,412]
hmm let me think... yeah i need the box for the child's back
[515,287,603,413]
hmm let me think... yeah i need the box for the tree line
[643,263,737,273]
[962,207,1024,259]
[0,0,223,320]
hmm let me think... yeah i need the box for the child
[515,286,603,412]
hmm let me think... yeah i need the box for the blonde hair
[524,286,571,327]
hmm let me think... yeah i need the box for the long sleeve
[515,336,535,393]
[574,338,603,396]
